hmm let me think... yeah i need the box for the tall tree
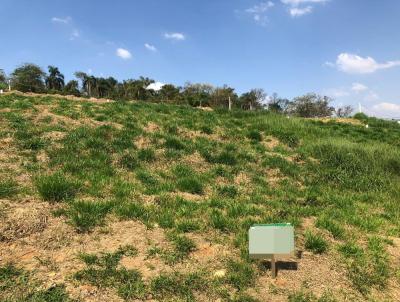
[210,85,237,110]
[11,63,46,93]
[288,93,335,117]
[63,80,80,96]
[240,89,267,110]
[159,84,181,102]
[268,93,290,113]
[0,69,7,90]
[45,66,65,91]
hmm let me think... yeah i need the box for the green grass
[75,247,145,300]
[0,179,19,198]
[1,93,400,301]
[304,231,328,254]
[36,172,81,202]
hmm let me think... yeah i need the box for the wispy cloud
[70,29,80,40]
[327,53,400,74]
[51,16,71,24]
[116,48,132,60]
[281,0,328,17]
[245,1,275,25]
[351,83,368,93]
[289,6,313,16]
[164,32,186,41]
[144,43,157,52]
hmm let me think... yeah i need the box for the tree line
[0,63,353,118]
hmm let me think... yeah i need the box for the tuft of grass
[75,248,145,300]
[217,185,238,198]
[177,177,204,195]
[36,173,81,202]
[137,148,156,162]
[304,231,328,254]
[210,210,232,233]
[246,130,262,142]
[150,272,206,301]
[0,179,19,198]
[226,259,255,290]
[316,216,346,240]
[66,200,115,232]
[118,152,139,170]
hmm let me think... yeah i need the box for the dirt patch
[134,135,152,149]
[0,202,49,242]
[144,122,160,133]
[263,136,280,149]
[310,117,363,126]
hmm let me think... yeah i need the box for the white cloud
[351,83,368,93]
[70,29,80,40]
[372,102,400,117]
[281,0,328,17]
[164,32,186,41]
[290,6,312,16]
[116,48,132,60]
[325,88,350,98]
[144,43,157,52]
[281,0,328,5]
[334,53,400,74]
[51,16,71,24]
[245,1,275,25]
[146,82,165,91]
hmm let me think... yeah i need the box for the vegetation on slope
[0,93,399,301]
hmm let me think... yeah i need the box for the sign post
[249,223,295,278]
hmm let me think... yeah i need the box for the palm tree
[45,66,65,91]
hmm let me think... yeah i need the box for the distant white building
[146,82,165,92]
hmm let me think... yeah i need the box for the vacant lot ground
[0,93,399,301]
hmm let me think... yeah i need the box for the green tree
[288,93,335,118]
[45,66,65,91]
[182,83,214,107]
[0,69,7,90]
[63,80,81,96]
[268,93,289,113]
[240,89,267,110]
[159,84,181,102]
[10,63,46,92]
[210,85,238,110]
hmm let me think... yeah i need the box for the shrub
[304,231,328,254]
[36,173,80,202]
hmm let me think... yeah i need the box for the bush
[304,231,328,254]
[36,173,80,202]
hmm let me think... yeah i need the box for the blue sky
[1,0,400,117]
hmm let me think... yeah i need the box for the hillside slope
[0,93,400,302]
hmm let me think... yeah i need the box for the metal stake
[271,255,276,278]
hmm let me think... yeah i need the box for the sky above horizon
[1,0,400,118]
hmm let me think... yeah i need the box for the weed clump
[177,177,204,194]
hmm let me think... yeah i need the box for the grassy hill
[0,93,400,302]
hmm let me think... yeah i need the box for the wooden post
[271,255,276,278]
[228,96,232,111]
